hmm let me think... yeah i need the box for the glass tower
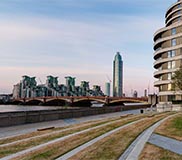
[113,52,123,97]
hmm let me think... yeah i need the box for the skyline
[0,0,175,96]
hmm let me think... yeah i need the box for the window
[159,75,162,81]
[168,61,176,69]
[172,61,176,68]
[168,62,171,69]
[168,73,172,80]
[156,47,162,51]
[178,16,181,22]
[168,50,176,57]
[159,85,163,92]
[172,50,176,57]
[171,28,176,35]
[168,84,172,91]
[168,95,175,101]
[171,39,177,46]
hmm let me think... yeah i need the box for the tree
[172,66,182,91]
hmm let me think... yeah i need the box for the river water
[0,103,149,113]
[0,105,64,113]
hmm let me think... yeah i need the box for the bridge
[12,96,149,106]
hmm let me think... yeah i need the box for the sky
[0,0,176,96]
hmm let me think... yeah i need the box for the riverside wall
[0,105,150,127]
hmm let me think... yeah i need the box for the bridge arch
[25,99,43,105]
[44,98,67,106]
[12,100,24,105]
[72,97,105,107]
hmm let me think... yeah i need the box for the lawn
[139,143,182,160]
[155,113,182,140]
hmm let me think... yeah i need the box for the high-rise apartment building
[105,82,110,96]
[154,0,182,111]
[113,52,123,97]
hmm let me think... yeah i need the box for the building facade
[13,75,104,99]
[105,82,110,96]
[154,0,182,111]
[113,52,123,97]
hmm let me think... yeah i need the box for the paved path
[0,113,133,147]
[0,109,141,139]
[1,114,142,160]
[56,119,144,160]
[119,129,147,160]
[148,133,182,155]
[0,119,105,147]
[119,114,177,160]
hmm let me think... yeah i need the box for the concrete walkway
[119,114,177,160]
[119,129,147,160]
[0,109,140,139]
[0,113,133,147]
[56,119,144,160]
[0,114,142,160]
[0,119,106,147]
[148,133,182,155]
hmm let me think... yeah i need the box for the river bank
[0,104,150,127]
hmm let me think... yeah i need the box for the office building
[105,82,110,96]
[113,52,123,97]
[154,0,182,111]
[144,89,147,97]
[133,90,138,98]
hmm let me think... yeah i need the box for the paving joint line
[0,115,132,147]
[0,115,142,160]
[55,119,145,160]
[118,113,178,160]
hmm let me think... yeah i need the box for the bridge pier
[104,96,110,106]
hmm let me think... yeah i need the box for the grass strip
[68,113,171,160]
[139,143,182,160]
[155,113,182,140]
[0,115,123,145]
[0,114,145,158]
[13,113,170,160]
[9,115,148,160]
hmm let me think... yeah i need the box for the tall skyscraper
[154,0,182,111]
[113,52,123,97]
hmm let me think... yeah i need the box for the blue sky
[0,0,175,96]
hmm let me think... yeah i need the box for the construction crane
[106,75,112,83]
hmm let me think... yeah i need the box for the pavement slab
[119,114,177,160]
[148,133,182,155]
[0,113,142,160]
[56,119,144,160]
[0,109,140,139]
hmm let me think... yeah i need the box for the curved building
[154,0,182,110]
[113,52,123,97]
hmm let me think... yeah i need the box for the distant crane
[106,75,112,83]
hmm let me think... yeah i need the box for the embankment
[0,105,150,127]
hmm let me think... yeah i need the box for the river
[0,105,64,113]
